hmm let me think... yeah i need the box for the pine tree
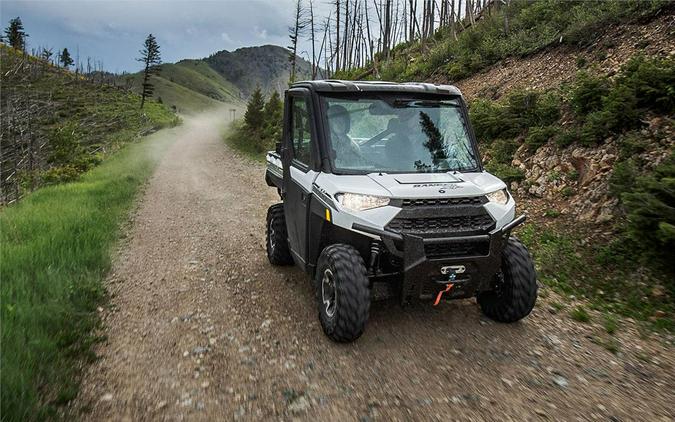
[263,91,283,147]
[244,87,266,132]
[59,47,74,68]
[4,17,28,51]
[136,34,162,109]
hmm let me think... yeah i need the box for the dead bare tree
[382,0,392,59]
[335,0,341,71]
[308,0,317,79]
[288,0,307,83]
[466,0,475,26]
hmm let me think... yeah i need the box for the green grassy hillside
[0,45,177,204]
[122,45,314,112]
[119,60,244,113]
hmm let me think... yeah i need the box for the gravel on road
[75,112,674,421]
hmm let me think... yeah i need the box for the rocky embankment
[510,117,673,224]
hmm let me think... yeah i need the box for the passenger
[327,105,364,169]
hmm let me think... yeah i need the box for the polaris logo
[412,183,460,189]
[440,265,466,275]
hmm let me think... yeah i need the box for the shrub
[619,55,675,115]
[561,186,574,198]
[576,56,587,69]
[470,89,560,144]
[48,123,84,166]
[525,125,557,150]
[622,153,675,276]
[469,99,507,143]
[490,138,520,164]
[570,71,610,116]
[555,128,579,148]
[575,57,672,144]
[617,131,649,160]
[484,162,525,184]
[544,209,561,218]
[609,159,637,199]
[41,165,81,185]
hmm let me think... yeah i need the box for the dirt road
[76,112,674,421]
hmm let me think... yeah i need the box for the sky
[1,0,333,73]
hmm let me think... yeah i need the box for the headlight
[486,188,509,205]
[336,193,390,212]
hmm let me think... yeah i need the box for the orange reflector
[325,208,331,222]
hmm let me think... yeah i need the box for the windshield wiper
[393,99,459,108]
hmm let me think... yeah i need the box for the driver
[327,105,364,168]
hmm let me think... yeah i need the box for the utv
[265,80,537,342]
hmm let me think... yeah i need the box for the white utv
[265,80,537,342]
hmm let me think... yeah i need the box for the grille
[387,214,495,235]
[424,240,490,259]
[388,196,495,237]
[401,196,485,208]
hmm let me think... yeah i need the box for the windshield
[321,94,479,174]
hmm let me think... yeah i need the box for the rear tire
[315,244,370,342]
[478,236,537,323]
[266,204,293,266]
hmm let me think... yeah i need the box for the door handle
[301,192,307,201]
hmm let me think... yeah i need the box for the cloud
[220,32,233,43]
[1,0,335,72]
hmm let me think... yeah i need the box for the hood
[367,171,506,198]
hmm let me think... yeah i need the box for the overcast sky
[2,0,333,73]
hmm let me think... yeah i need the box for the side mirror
[275,141,282,154]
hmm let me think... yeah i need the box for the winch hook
[433,283,454,306]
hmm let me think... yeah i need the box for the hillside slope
[451,12,674,100]
[123,45,314,112]
[337,1,675,327]
[120,60,243,113]
[0,45,177,204]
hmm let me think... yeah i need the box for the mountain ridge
[122,44,314,113]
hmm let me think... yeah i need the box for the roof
[290,80,462,96]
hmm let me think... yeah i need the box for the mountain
[121,45,314,113]
[205,45,314,98]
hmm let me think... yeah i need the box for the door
[282,91,316,266]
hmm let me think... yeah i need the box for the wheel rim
[321,269,337,318]
[268,218,276,251]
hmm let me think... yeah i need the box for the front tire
[266,204,293,266]
[478,236,538,323]
[315,244,370,342]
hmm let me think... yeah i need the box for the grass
[592,336,621,354]
[518,223,674,331]
[0,129,177,420]
[549,301,565,312]
[223,120,269,162]
[119,60,244,114]
[569,306,591,323]
[603,314,619,334]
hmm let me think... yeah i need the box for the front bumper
[353,215,526,304]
